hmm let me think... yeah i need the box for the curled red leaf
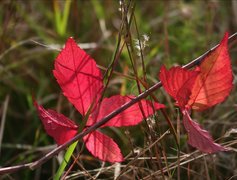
[183,110,227,153]
[159,65,199,110]
[34,101,78,145]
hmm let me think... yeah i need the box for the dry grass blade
[0,95,10,157]
[142,139,237,179]
[116,130,170,179]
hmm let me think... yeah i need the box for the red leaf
[34,101,78,145]
[159,65,199,110]
[182,110,228,153]
[83,130,124,162]
[188,33,233,111]
[53,38,104,116]
[86,95,165,127]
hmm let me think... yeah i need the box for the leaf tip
[159,65,167,75]
[218,32,229,48]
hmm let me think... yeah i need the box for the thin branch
[183,32,237,69]
[0,32,236,175]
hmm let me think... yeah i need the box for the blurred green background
[0,0,237,179]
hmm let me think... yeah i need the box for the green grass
[0,0,237,179]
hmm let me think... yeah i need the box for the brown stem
[0,32,236,175]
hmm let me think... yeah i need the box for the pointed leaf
[83,130,124,162]
[188,33,233,111]
[159,65,199,110]
[34,101,78,145]
[86,95,165,127]
[53,38,104,116]
[182,110,227,153]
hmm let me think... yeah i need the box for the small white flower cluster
[134,34,150,57]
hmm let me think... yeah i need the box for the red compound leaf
[159,33,233,154]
